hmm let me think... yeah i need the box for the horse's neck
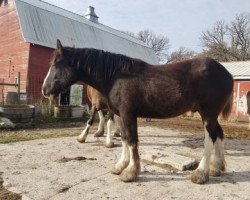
[77,68,109,96]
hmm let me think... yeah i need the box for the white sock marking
[198,121,214,172]
[97,110,105,133]
[78,123,91,141]
[211,138,225,167]
[106,118,113,144]
[115,141,130,168]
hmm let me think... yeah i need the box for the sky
[43,0,250,53]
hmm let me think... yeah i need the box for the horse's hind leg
[105,114,115,148]
[191,118,216,184]
[94,110,105,137]
[77,106,96,143]
[209,122,226,177]
[113,115,121,137]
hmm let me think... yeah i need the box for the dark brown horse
[77,85,120,147]
[42,40,233,184]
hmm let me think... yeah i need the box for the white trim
[233,76,250,80]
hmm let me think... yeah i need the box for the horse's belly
[137,103,191,119]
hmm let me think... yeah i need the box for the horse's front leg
[111,113,140,182]
[77,106,96,143]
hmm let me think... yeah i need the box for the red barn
[222,61,250,121]
[0,0,158,105]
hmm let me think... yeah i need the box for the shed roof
[221,60,250,80]
[14,0,158,64]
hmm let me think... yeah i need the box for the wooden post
[0,72,21,104]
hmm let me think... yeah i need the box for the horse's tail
[222,92,233,120]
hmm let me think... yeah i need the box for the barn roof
[221,60,250,80]
[14,0,159,64]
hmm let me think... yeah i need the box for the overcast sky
[43,0,250,52]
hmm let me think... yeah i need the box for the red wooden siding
[231,80,250,121]
[27,45,54,102]
[0,1,29,103]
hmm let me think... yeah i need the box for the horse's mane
[64,47,148,80]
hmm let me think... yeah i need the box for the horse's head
[42,40,78,100]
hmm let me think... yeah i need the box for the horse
[42,40,233,184]
[246,91,250,129]
[77,85,121,147]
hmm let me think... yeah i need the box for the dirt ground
[0,117,250,200]
[138,117,250,139]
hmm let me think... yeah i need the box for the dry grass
[0,174,21,200]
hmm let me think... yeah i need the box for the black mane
[64,47,148,81]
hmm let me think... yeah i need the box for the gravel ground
[0,121,249,200]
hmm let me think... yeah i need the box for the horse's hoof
[105,141,115,148]
[111,166,123,175]
[190,170,209,184]
[76,137,86,143]
[119,166,139,182]
[209,168,222,177]
[113,131,121,137]
[94,130,104,137]
[209,163,225,177]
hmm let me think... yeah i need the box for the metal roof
[14,0,159,64]
[221,60,250,80]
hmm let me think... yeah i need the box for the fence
[0,74,89,107]
[0,72,20,105]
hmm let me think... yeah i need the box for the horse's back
[108,57,233,119]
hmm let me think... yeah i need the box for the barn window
[0,0,8,7]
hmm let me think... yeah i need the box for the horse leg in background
[77,106,96,143]
[94,110,105,137]
[111,113,140,182]
[105,113,115,148]
[113,115,121,137]
[191,118,218,184]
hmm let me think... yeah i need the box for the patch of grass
[0,136,31,144]
[0,113,90,144]
[0,130,82,144]
[30,112,89,127]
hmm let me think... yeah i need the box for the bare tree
[123,29,170,63]
[201,20,227,48]
[200,13,250,61]
[228,13,250,60]
[124,29,197,63]
[166,47,196,63]
[137,29,170,63]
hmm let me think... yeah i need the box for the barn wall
[0,0,29,104]
[27,45,54,103]
[231,80,250,121]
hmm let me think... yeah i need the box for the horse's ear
[56,39,63,54]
